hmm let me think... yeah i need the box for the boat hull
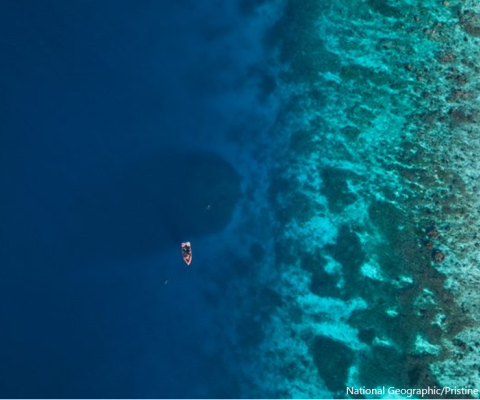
[181,242,192,265]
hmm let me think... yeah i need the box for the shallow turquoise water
[228,0,480,397]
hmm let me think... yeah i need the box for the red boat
[181,242,192,266]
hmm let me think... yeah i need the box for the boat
[181,242,192,266]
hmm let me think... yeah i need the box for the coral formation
[232,0,480,397]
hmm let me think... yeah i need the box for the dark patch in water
[300,252,341,298]
[310,270,341,298]
[358,345,404,389]
[358,328,376,345]
[275,191,318,225]
[288,129,318,154]
[311,336,353,395]
[320,167,358,213]
[67,150,241,260]
[366,0,401,18]
[325,225,365,273]
[341,126,361,140]
[408,365,422,386]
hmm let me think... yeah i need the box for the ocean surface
[1,0,480,398]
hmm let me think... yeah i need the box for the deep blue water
[0,1,261,397]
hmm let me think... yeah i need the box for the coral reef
[234,0,480,397]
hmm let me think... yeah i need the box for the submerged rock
[460,11,480,37]
[432,249,446,263]
[426,225,440,239]
[311,336,353,394]
[424,240,434,249]
[320,168,358,213]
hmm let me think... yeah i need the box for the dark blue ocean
[0,1,273,397]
